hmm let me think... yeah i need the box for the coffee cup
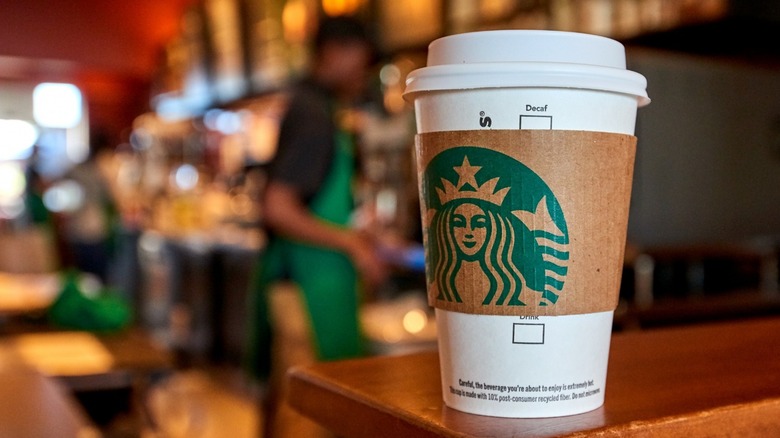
[404,30,649,418]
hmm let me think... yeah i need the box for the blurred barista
[248,16,389,437]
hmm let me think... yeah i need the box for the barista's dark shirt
[268,78,337,204]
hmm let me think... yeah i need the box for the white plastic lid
[405,30,650,107]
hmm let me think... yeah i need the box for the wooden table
[0,272,60,316]
[0,328,173,384]
[288,317,780,437]
[0,328,174,433]
[0,352,97,438]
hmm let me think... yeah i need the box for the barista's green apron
[247,129,363,379]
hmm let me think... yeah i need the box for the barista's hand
[345,232,390,293]
[263,181,390,291]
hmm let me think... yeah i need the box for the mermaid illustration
[425,153,569,307]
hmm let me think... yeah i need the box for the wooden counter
[0,328,173,394]
[0,354,97,438]
[0,272,60,316]
[288,317,780,437]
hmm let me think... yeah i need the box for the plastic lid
[405,30,650,106]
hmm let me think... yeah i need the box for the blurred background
[0,0,779,437]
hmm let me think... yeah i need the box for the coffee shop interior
[1,0,779,436]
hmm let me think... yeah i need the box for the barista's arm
[262,180,388,289]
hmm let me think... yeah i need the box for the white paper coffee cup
[405,30,649,418]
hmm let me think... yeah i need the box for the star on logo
[453,156,481,191]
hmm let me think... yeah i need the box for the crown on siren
[436,156,509,206]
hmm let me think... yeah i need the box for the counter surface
[288,317,780,437]
[0,354,96,437]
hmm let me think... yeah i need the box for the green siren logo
[423,146,569,307]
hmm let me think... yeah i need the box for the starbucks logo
[422,146,569,307]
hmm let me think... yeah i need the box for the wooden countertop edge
[288,360,780,438]
[287,363,455,438]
